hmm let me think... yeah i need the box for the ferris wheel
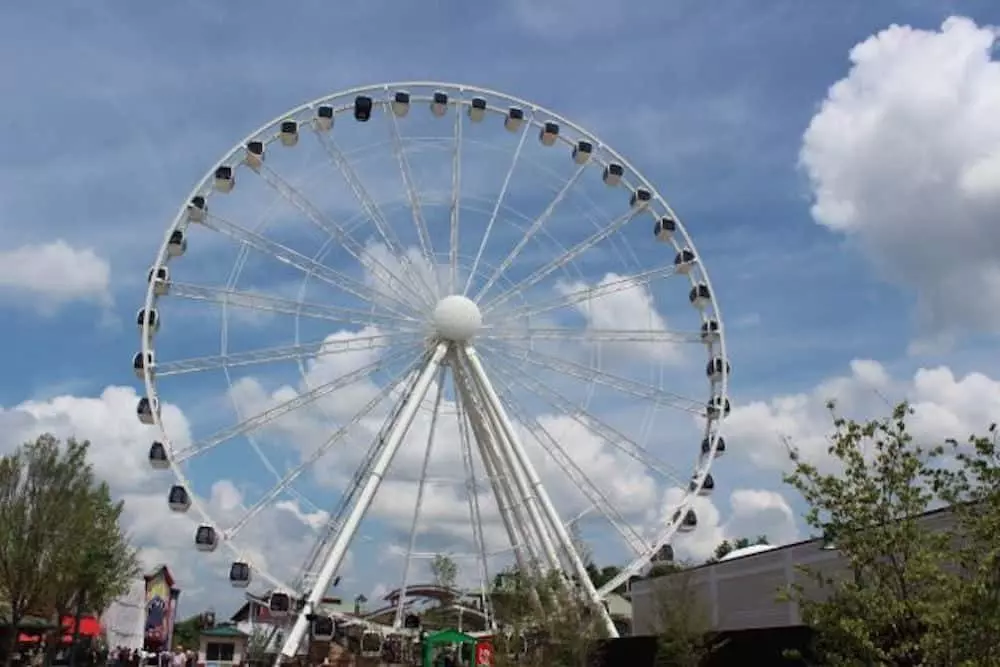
[135,82,729,658]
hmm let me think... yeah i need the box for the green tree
[783,402,1000,666]
[649,566,724,667]
[490,567,607,667]
[429,553,458,591]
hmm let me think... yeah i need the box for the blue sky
[1,0,999,620]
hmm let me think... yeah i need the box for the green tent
[422,628,478,667]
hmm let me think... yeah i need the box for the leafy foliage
[490,567,607,667]
[0,435,138,666]
[784,402,1000,666]
[648,566,724,667]
[429,553,458,591]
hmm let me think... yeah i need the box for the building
[199,626,248,667]
[101,577,146,650]
[143,566,181,652]
[630,507,957,635]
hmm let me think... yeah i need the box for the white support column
[277,343,448,662]
[462,352,563,572]
[454,368,537,572]
[459,353,560,572]
[463,346,619,638]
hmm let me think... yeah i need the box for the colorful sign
[144,567,177,649]
[475,640,493,667]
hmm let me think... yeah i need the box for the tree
[429,553,458,591]
[783,402,1000,666]
[0,435,138,667]
[710,535,769,562]
[490,567,607,667]
[649,566,724,667]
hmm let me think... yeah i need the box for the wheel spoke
[463,114,533,297]
[169,281,424,330]
[384,91,439,298]
[448,93,463,294]
[157,331,415,377]
[200,213,418,319]
[172,344,422,462]
[393,366,447,628]
[485,367,649,558]
[481,326,700,346]
[254,163,429,307]
[473,163,589,304]
[223,355,423,540]
[477,346,688,487]
[313,129,437,304]
[481,209,641,315]
[490,264,679,322]
[482,339,705,414]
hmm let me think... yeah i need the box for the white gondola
[504,106,524,132]
[186,195,207,223]
[706,357,730,383]
[653,544,674,563]
[312,617,335,641]
[654,216,675,242]
[315,105,334,131]
[279,120,299,147]
[539,121,559,146]
[706,396,731,419]
[148,441,169,469]
[269,592,291,616]
[674,248,697,274]
[167,229,187,257]
[137,397,160,425]
[689,473,715,495]
[679,509,698,533]
[468,96,487,122]
[148,266,169,296]
[244,141,265,170]
[194,525,218,552]
[630,187,651,209]
[572,140,592,164]
[702,435,726,458]
[136,308,159,335]
[700,319,720,344]
[602,162,623,186]
[229,561,251,588]
[430,91,448,117]
[168,484,191,512]
[391,91,410,117]
[214,165,234,193]
[689,283,711,309]
[354,96,373,122]
[132,351,154,379]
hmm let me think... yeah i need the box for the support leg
[277,343,448,662]
[464,346,619,638]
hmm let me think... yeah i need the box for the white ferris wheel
[135,82,729,659]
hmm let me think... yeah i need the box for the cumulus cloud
[726,358,1000,470]
[0,240,112,309]
[800,17,1000,339]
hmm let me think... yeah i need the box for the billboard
[144,567,178,650]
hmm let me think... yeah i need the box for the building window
[206,642,236,662]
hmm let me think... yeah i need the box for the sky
[1,0,999,622]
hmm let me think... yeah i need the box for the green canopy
[425,628,478,646]
[422,628,479,667]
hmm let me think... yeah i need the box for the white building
[101,577,147,650]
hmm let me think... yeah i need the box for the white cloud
[801,17,1000,338]
[0,387,326,612]
[725,359,1000,471]
[655,487,799,562]
[0,240,112,309]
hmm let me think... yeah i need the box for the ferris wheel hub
[432,294,483,341]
